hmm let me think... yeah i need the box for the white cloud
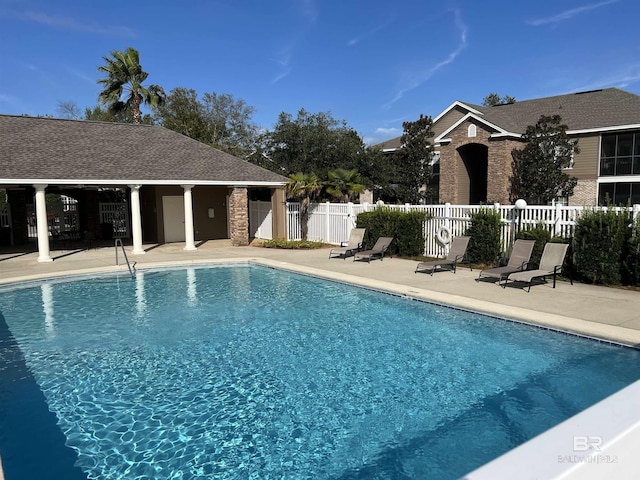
[527,0,618,26]
[384,9,467,108]
[5,9,136,37]
[347,20,393,47]
[375,127,401,136]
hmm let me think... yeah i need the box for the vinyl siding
[570,134,599,179]
[432,107,467,140]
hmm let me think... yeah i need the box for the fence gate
[99,202,130,238]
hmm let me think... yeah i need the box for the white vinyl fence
[249,201,273,240]
[274,201,640,258]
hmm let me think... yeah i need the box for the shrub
[261,239,324,249]
[356,207,430,257]
[622,222,640,286]
[574,208,632,285]
[516,223,551,269]
[464,208,502,264]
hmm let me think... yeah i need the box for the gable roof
[377,88,640,150]
[0,115,287,186]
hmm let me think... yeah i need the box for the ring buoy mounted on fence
[436,225,452,245]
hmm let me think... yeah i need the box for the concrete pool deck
[1,240,640,479]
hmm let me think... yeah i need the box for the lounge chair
[415,236,470,275]
[476,239,535,285]
[504,242,570,291]
[353,237,394,263]
[329,228,366,259]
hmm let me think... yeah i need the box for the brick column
[228,187,249,246]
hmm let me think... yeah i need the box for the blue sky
[1,0,639,145]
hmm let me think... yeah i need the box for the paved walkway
[1,240,640,347]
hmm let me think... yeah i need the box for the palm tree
[326,168,365,203]
[97,47,166,124]
[284,172,321,240]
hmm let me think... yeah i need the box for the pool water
[1,265,640,479]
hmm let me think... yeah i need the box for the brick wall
[439,120,521,204]
[570,179,597,206]
[228,186,249,246]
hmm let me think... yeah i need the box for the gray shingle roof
[376,88,640,147]
[473,88,640,133]
[0,115,287,185]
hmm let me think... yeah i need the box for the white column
[182,184,197,251]
[129,184,145,255]
[34,184,52,262]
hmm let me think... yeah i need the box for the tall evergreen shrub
[574,208,632,284]
[356,207,430,257]
[464,208,502,264]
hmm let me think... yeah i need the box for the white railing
[27,195,79,238]
[281,202,640,257]
[249,201,273,240]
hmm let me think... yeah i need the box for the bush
[356,207,430,257]
[464,208,502,264]
[622,230,640,286]
[261,239,324,249]
[516,223,551,269]
[574,208,632,285]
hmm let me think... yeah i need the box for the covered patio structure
[0,114,287,262]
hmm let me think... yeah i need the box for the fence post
[554,201,562,237]
[325,201,330,244]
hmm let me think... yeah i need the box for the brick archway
[458,143,488,204]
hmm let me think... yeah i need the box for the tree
[153,88,259,156]
[325,168,365,202]
[482,93,516,106]
[510,114,579,204]
[260,110,361,176]
[201,92,258,156]
[284,172,321,240]
[57,101,82,119]
[97,47,166,124]
[391,114,435,204]
[84,104,153,124]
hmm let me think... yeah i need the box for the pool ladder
[115,239,137,277]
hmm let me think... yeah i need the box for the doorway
[162,196,185,243]
[458,144,488,204]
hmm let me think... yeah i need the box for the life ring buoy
[436,225,452,244]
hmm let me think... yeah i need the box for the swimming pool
[1,264,640,479]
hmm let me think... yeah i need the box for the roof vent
[574,89,603,95]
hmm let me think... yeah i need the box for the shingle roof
[472,88,640,133]
[376,88,640,148]
[0,115,287,185]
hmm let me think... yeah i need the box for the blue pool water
[1,265,640,480]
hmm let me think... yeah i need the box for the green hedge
[464,208,502,264]
[356,207,430,257]
[574,208,633,285]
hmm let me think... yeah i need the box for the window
[467,124,477,138]
[599,131,640,176]
[598,182,640,205]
